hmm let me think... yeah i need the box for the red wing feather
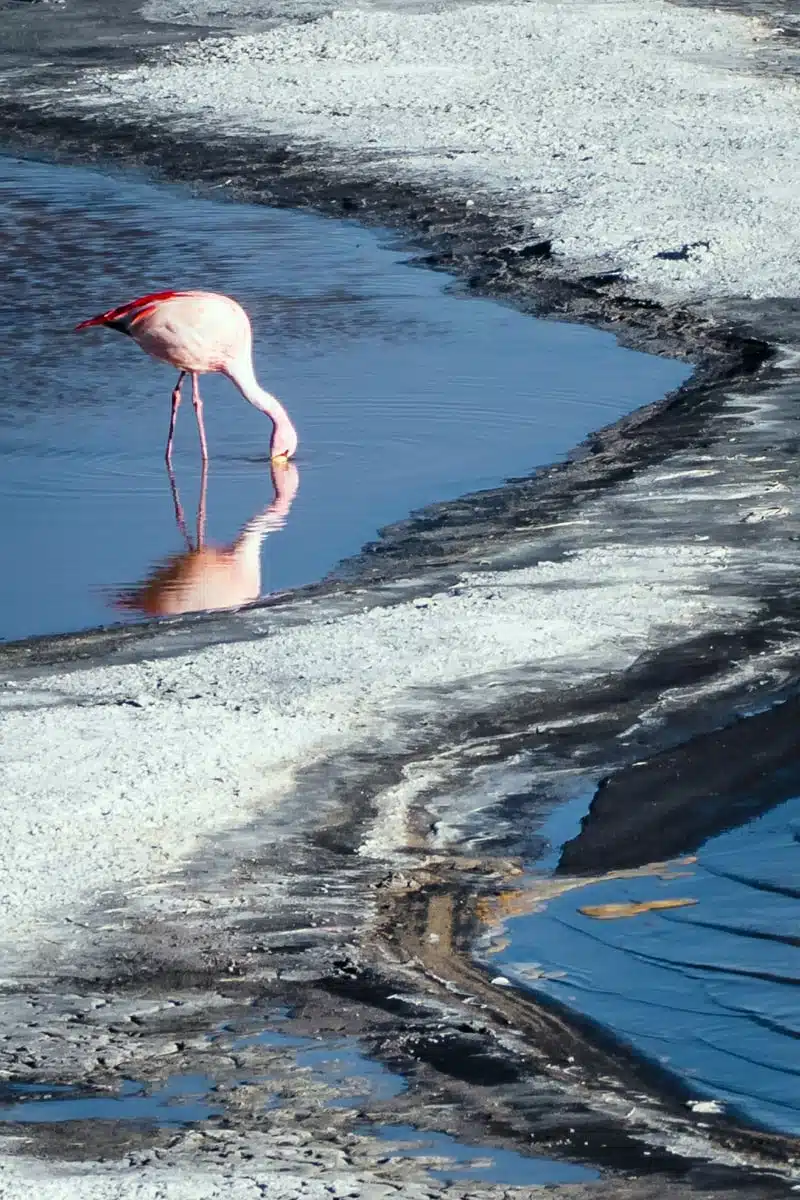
[75,290,186,331]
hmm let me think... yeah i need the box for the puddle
[358,1123,598,1186]
[0,1026,597,1185]
[0,153,690,641]
[482,792,800,1136]
[0,1027,404,1127]
[231,1028,407,1109]
[226,1023,596,1183]
[0,1075,219,1124]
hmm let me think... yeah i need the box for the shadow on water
[0,1028,598,1186]
[480,783,800,1137]
[0,152,690,641]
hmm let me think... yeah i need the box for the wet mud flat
[2,0,800,1197]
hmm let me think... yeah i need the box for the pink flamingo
[76,290,298,465]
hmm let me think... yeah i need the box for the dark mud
[559,696,800,875]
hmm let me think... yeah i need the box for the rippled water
[0,154,690,641]
[483,791,800,1136]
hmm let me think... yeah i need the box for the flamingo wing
[75,290,189,334]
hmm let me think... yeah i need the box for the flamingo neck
[226,358,295,441]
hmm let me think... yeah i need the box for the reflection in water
[115,461,298,617]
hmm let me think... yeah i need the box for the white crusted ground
[78,0,800,305]
[0,1146,580,1200]
[0,1159,371,1200]
[0,536,761,1190]
[0,541,751,978]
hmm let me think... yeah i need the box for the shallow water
[0,1076,219,1124]
[230,1027,407,1108]
[0,153,690,642]
[359,1123,596,1186]
[0,1027,598,1185]
[485,790,800,1136]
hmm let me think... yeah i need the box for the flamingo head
[270,417,299,463]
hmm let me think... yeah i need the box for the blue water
[487,793,800,1135]
[0,153,690,641]
[360,1123,597,1186]
[0,1075,219,1124]
[230,1028,407,1108]
[0,1027,598,1184]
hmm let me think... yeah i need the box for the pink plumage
[76,289,298,464]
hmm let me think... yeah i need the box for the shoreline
[2,1,800,1195]
[0,131,768,671]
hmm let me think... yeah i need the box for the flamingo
[75,290,298,465]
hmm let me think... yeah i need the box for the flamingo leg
[191,372,209,462]
[165,371,186,466]
[196,457,208,547]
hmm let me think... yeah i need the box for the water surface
[486,792,800,1136]
[0,154,690,641]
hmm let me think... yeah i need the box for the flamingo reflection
[116,460,299,617]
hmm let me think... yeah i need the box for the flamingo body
[76,290,298,463]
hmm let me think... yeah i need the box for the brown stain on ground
[475,856,699,928]
[578,898,697,920]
